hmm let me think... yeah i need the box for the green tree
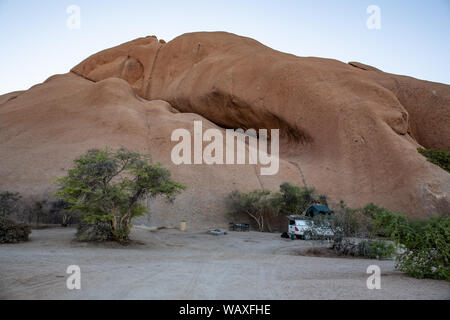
[0,191,21,218]
[55,148,186,242]
[271,183,321,216]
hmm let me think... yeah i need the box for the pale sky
[0,0,449,95]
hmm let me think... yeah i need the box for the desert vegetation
[0,216,31,244]
[228,184,449,281]
[55,148,186,243]
[1,158,448,282]
[368,208,449,280]
[0,190,31,243]
[227,183,328,232]
[307,202,449,280]
[1,148,186,244]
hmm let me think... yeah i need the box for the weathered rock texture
[1,32,449,226]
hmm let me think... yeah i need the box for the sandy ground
[0,227,449,300]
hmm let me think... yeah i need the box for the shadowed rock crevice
[168,89,313,144]
[145,44,164,99]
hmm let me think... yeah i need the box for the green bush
[270,183,328,216]
[361,204,449,280]
[0,216,31,244]
[332,238,396,259]
[394,215,450,280]
[317,203,448,278]
[360,203,409,238]
[418,148,450,173]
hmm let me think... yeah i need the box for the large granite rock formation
[1,32,449,227]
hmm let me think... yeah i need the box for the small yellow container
[180,221,187,232]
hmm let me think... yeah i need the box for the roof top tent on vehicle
[305,205,333,218]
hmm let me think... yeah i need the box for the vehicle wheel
[296,235,302,240]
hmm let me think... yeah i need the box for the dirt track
[0,227,449,300]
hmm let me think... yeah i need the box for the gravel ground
[0,227,449,300]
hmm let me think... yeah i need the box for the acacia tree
[228,190,274,232]
[55,148,186,242]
